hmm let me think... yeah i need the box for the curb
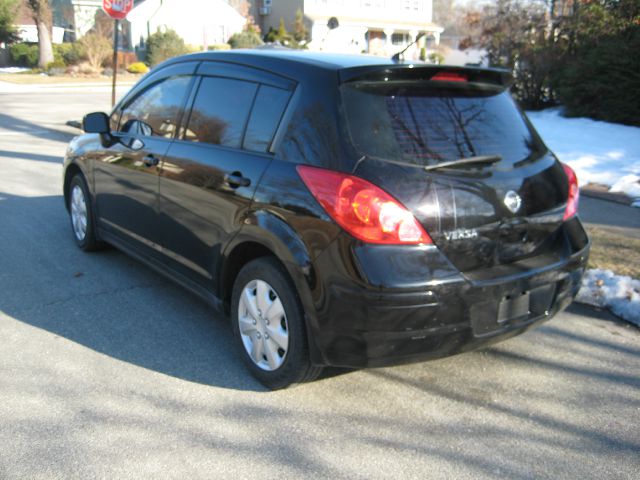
[29,82,137,88]
[573,300,640,329]
[581,183,635,206]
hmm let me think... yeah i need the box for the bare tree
[26,0,54,68]
[79,31,112,71]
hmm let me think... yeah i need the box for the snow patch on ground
[577,269,640,325]
[527,108,640,206]
[610,174,640,199]
[0,67,31,74]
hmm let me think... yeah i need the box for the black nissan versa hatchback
[63,50,589,389]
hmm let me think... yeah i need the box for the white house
[251,0,443,58]
[15,25,65,44]
[127,0,246,48]
[69,0,106,38]
[16,0,128,44]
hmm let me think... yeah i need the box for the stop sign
[103,0,133,20]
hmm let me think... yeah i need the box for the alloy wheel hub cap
[238,279,289,371]
[70,185,87,241]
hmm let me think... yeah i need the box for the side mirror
[83,112,110,134]
[119,119,152,150]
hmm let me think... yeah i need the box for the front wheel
[68,174,101,251]
[231,257,322,389]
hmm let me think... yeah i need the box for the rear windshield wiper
[424,155,502,171]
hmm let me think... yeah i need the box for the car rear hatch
[339,65,571,276]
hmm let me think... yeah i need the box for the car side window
[183,76,257,148]
[119,76,191,138]
[243,85,291,152]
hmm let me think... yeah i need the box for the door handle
[143,154,159,167]
[224,172,251,188]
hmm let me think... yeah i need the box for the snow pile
[527,108,640,207]
[611,175,640,208]
[576,269,640,325]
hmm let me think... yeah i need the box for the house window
[391,33,409,46]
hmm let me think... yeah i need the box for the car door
[157,63,295,290]
[93,68,195,257]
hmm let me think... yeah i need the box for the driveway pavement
[0,87,638,479]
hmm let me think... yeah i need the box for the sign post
[111,19,119,107]
[102,0,134,106]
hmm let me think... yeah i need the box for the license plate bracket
[497,291,530,324]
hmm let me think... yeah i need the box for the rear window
[341,82,544,166]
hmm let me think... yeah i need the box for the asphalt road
[580,196,640,240]
[1,87,639,479]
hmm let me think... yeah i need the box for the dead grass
[586,226,640,279]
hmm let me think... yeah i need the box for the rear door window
[341,82,545,166]
[243,85,291,152]
[183,77,257,148]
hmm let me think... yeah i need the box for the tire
[68,174,102,252]
[231,257,322,389]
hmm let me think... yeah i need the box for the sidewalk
[582,183,636,207]
[0,80,136,94]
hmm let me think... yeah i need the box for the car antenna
[392,32,425,63]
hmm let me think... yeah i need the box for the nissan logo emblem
[504,190,522,214]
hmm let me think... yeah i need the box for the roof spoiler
[339,65,513,90]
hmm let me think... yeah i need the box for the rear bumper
[306,220,589,368]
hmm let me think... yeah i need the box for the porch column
[383,28,394,45]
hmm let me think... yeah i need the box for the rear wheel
[68,174,101,251]
[231,257,322,389]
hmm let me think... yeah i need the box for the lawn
[585,226,640,279]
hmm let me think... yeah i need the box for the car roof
[159,49,512,87]
[163,48,395,73]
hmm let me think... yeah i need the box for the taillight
[297,165,432,245]
[431,71,468,82]
[562,163,579,220]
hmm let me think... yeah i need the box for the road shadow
[2,189,638,394]
[0,192,265,392]
[0,149,62,164]
[566,302,639,330]
[358,314,640,472]
[0,112,76,143]
[2,191,640,477]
